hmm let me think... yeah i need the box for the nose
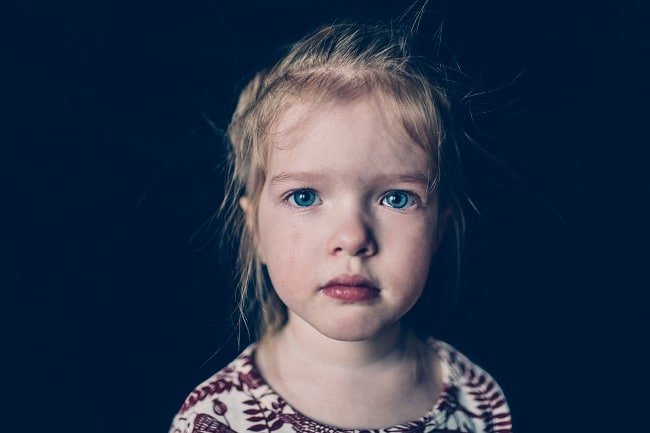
[326,210,377,258]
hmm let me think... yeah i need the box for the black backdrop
[4,1,643,432]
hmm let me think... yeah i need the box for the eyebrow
[269,171,431,186]
[269,172,324,186]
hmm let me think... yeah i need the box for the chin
[313,316,393,342]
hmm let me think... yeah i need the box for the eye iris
[293,190,316,207]
[387,192,408,208]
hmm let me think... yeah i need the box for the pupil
[390,193,406,207]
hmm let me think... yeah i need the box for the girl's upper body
[170,13,511,433]
[169,337,510,433]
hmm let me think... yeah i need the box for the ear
[239,196,266,263]
[239,196,250,213]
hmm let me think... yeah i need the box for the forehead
[266,95,433,178]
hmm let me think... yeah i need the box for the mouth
[320,274,380,302]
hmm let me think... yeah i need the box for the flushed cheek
[261,223,314,297]
[387,246,432,284]
[282,230,306,291]
[380,220,436,287]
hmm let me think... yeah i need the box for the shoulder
[168,344,275,433]
[175,345,261,415]
[429,338,512,432]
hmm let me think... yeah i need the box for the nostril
[327,218,377,257]
[332,245,370,256]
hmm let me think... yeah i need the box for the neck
[263,313,411,371]
[254,313,442,428]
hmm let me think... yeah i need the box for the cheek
[382,216,438,283]
[257,210,312,295]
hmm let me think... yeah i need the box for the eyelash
[282,189,422,210]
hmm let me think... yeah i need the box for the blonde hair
[222,20,468,342]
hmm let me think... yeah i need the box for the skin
[242,94,445,428]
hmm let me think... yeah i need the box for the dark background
[3,1,643,432]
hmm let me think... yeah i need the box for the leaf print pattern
[193,414,238,433]
[169,339,511,433]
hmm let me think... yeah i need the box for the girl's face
[253,95,443,342]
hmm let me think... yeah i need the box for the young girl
[169,17,512,433]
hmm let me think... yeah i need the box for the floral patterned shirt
[169,339,511,433]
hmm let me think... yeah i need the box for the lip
[320,274,379,302]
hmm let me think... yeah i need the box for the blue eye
[288,189,320,207]
[381,191,416,209]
